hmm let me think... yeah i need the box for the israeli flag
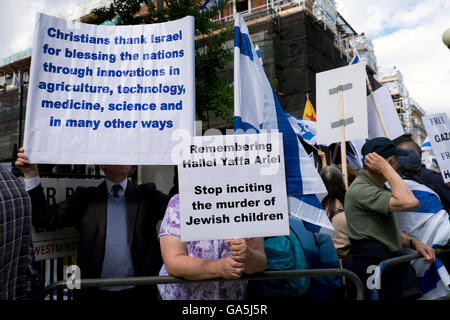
[346,150,362,169]
[421,137,432,152]
[350,51,360,65]
[286,114,318,145]
[396,179,450,300]
[350,139,365,165]
[199,0,222,12]
[234,13,334,236]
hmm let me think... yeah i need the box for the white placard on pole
[24,13,195,165]
[422,113,450,183]
[367,85,404,139]
[316,63,368,145]
[178,133,289,242]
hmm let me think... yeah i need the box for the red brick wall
[252,0,267,10]
[221,1,234,17]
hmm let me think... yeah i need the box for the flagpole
[338,90,349,189]
[366,78,389,138]
[310,144,319,152]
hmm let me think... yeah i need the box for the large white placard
[178,133,289,242]
[316,63,368,145]
[422,113,450,183]
[367,85,404,139]
[24,13,195,165]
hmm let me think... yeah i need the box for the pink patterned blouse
[157,195,247,300]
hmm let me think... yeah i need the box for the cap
[398,149,422,168]
[361,137,409,159]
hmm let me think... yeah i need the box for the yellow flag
[302,98,317,122]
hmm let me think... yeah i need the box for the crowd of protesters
[1,134,449,301]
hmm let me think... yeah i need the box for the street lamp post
[443,28,450,49]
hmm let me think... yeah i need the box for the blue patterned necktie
[112,184,122,198]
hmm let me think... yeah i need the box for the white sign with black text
[178,133,289,242]
[422,113,450,183]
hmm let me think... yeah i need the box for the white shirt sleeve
[24,175,41,191]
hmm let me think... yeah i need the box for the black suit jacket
[28,180,169,281]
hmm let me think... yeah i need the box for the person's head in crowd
[100,165,131,183]
[396,140,422,160]
[320,164,346,220]
[392,133,414,146]
[396,149,441,194]
[337,163,358,186]
[396,149,422,179]
[361,137,408,172]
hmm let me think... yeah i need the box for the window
[236,0,248,13]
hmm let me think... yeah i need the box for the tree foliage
[84,0,233,123]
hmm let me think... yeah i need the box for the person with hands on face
[158,194,266,300]
[343,137,435,300]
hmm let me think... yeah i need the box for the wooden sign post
[329,83,354,189]
[339,90,348,189]
[316,63,368,185]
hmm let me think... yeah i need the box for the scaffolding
[376,67,426,144]
[0,55,31,162]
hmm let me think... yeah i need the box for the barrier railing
[39,268,365,300]
[373,246,450,300]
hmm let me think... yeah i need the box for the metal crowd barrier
[373,246,450,300]
[39,268,365,300]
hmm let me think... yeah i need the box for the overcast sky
[1,0,449,119]
[336,0,450,119]
[0,0,83,59]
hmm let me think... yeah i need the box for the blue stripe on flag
[421,138,432,152]
[234,26,253,61]
[296,194,323,209]
[420,260,442,294]
[435,257,444,269]
[411,190,444,214]
[200,0,212,10]
[346,151,362,169]
[233,116,260,132]
[302,220,321,233]
[350,55,359,64]
[273,91,303,195]
[301,132,315,140]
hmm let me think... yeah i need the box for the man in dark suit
[15,147,169,300]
